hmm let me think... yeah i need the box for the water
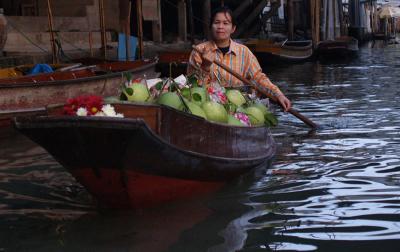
[1,43,400,251]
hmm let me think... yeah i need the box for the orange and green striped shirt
[187,39,284,98]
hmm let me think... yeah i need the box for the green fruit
[181,88,191,99]
[226,89,246,106]
[186,101,207,119]
[190,87,207,106]
[252,103,278,127]
[252,103,269,116]
[157,92,183,110]
[122,83,150,102]
[245,106,265,126]
[227,115,245,126]
[202,101,228,123]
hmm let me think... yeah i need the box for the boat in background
[316,36,359,58]
[156,50,191,78]
[14,103,276,209]
[245,39,313,64]
[0,63,77,79]
[0,59,159,127]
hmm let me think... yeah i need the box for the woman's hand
[277,94,292,112]
[200,48,215,72]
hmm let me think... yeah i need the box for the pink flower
[234,112,251,126]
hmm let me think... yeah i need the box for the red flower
[63,95,103,115]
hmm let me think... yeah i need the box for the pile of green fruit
[119,74,278,127]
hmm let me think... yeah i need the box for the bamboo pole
[125,1,132,61]
[333,0,336,38]
[288,0,294,40]
[188,0,195,44]
[46,0,58,63]
[99,0,107,60]
[203,0,211,39]
[136,0,144,59]
[316,0,320,45]
[310,0,316,45]
[89,31,93,57]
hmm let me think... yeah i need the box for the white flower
[94,111,106,117]
[99,104,124,118]
[76,107,88,116]
[101,104,117,116]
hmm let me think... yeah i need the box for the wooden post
[136,0,144,59]
[310,0,316,45]
[203,0,211,39]
[89,31,93,57]
[99,0,107,60]
[152,0,162,42]
[125,1,132,61]
[178,0,187,42]
[338,0,345,36]
[188,0,195,44]
[316,0,320,45]
[46,0,58,63]
[288,0,294,40]
[333,0,336,38]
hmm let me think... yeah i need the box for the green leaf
[187,74,199,87]
[155,81,163,91]
[264,112,278,127]
[123,72,133,81]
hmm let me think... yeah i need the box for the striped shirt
[187,39,283,98]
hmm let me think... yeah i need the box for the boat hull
[70,168,224,208]
[316,37,359,58]
[246,39,313,64]
[14,104,276,208]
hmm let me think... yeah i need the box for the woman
[188,6,291,111]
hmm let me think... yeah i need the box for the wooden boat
[156,50,191,78]
[245,39,313,64]
[0,63,75,79]
[316,36,359,58]
[13,103,276,209]
[0,59,158,127]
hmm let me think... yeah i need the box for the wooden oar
[192,46,318,129]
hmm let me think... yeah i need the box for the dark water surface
[1,43,400,251]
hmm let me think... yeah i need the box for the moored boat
[0,59,158,126]
[156,50,191,78]
[245,39,313,64]
[13,103,276,209]
[0,63,75,79]
[316,36,359,58]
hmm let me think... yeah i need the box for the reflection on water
[1,43,400,251]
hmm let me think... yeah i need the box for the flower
[63,95,124,118]
[76,107,88,116]
[234,112,251,126]
[101,104,117,116]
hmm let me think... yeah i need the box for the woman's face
[211,12,236,42]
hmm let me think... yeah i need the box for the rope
[6,19,49,53]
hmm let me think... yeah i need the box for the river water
[1,42,400,251]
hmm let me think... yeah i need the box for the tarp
[28,64,53,75]
[379,5,400,19]
[118,33,137,61]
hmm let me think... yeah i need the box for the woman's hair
[210,6,237,28]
